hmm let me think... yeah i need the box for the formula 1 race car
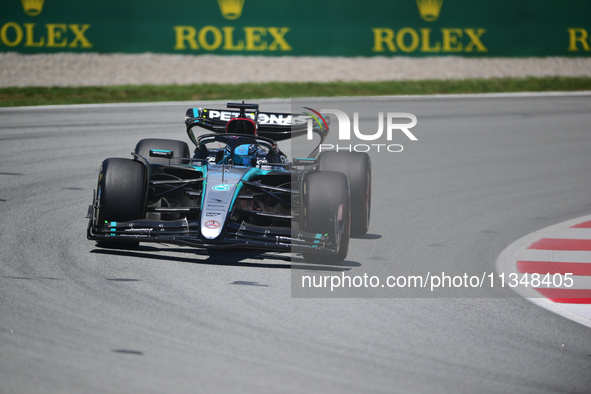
[87,102,371,263]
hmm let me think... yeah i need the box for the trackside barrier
[1,0,590,56]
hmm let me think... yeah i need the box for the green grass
[1,76,590,107]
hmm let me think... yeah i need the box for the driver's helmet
[232,143,257,166]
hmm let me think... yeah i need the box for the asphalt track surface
[1,94,591,393]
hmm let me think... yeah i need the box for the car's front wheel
[96,158,146,248]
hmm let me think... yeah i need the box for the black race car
[87,102,371,263]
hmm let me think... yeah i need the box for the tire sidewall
[97,158,146,224]
[318,151,371,236]
[301,171,350,263]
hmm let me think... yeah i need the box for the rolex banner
[1,0,590,56]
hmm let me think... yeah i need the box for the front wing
[87,215,338,255]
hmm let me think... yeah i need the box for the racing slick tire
[134,138,190,165]
[96,158,146,248]
[318,151,371,237]
[301,171,350,264]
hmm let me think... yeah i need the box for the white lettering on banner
[205,110,292,125]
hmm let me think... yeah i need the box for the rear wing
[184,105,329,144]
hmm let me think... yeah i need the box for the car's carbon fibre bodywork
[87,102,350,259]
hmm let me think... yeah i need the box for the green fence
[1,0,590,56]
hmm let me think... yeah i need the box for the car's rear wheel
[301,171,350,264]
[318,151,371,237]
[134,138,190,165]
[96,158,146,248]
